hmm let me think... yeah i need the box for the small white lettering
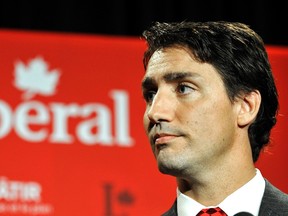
[0,177,41,202]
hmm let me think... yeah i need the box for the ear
[237,90,261,127]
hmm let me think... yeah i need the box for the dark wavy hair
[142,21,279,162]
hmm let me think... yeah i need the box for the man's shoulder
[161,199,177,216]
[263,179,288,203]
[259,179,288,215]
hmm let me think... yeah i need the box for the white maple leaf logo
[14,56,60,100]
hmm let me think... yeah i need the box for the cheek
[183,102,224,131]
[196,102,236,137]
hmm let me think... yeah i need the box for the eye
[177,83,195,94]
[143,90,156,103]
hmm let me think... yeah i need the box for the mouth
[152,133,179,150]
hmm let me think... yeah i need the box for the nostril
[148,112,161,125]
[148,121,155,131]
[148,120,162,132]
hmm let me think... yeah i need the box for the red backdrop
[0,30,287,216]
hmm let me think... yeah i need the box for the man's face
[142,47,240,177]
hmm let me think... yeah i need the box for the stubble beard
[157,153,188,177]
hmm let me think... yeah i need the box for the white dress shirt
[177,168,265,216]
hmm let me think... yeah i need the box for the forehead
[146,47,195,73]
[143,47,222,84]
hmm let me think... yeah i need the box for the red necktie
[196,207,227,216]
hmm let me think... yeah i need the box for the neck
[177,144,256,206]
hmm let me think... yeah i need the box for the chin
[157,160,181,176]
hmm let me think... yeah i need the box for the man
[141,21,288,216]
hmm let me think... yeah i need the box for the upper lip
[152,133,177,144]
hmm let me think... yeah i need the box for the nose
[147,89,174,124]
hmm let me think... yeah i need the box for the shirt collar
[177,168,265,216]
[219,168,265,215]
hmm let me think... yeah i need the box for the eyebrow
[142,72,201,89]
[141,76,155,90]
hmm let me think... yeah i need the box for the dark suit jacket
[162,179,288,216]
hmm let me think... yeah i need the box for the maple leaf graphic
[14,56,60,100]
